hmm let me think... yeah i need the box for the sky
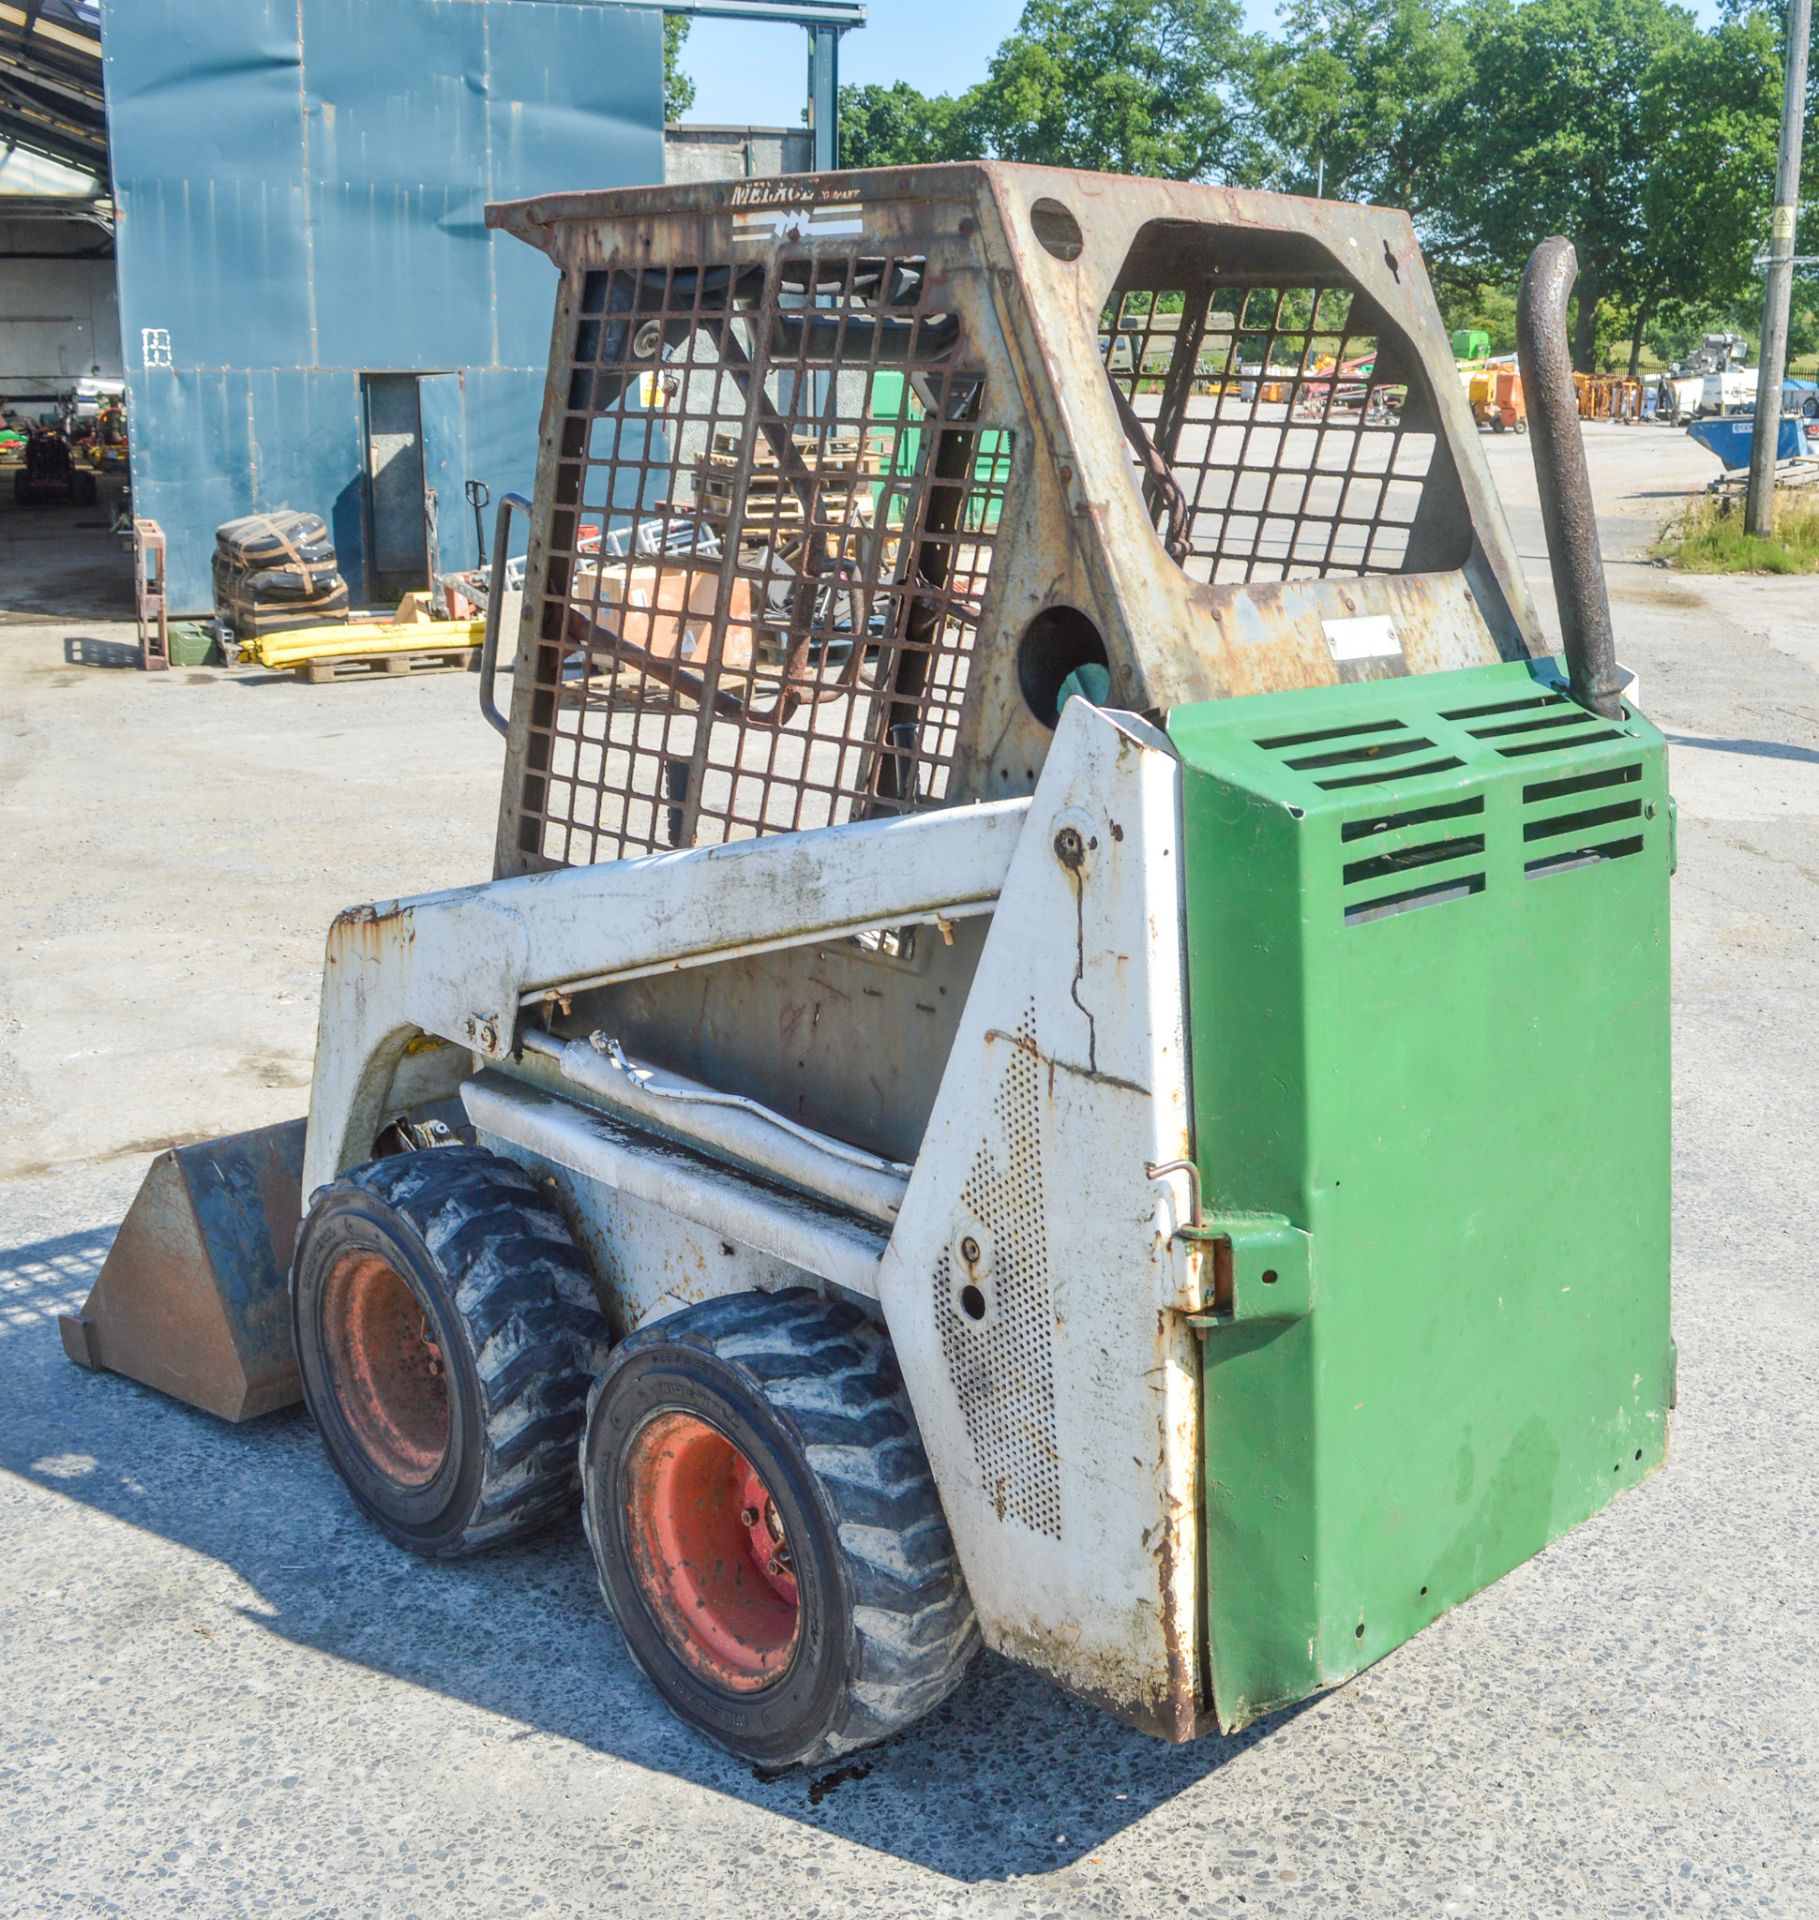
[677,0,1728,128]
[680,0,1019,127]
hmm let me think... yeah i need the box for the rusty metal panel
[59,1119,307,1422]
[486,165,1548,882]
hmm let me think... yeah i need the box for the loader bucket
[59,1119,308,1421]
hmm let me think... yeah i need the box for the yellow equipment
[246,617,486,673]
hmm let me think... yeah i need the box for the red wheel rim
[321,1251,450,1487]
[624,1411,801,1691]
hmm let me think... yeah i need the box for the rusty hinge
[1145,1161,1314,1325]
[1187,1212,1313,1327]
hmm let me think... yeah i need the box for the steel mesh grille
[517,253,1011,867]
[937,1007,1061,1540]
[1102,283,1441,584]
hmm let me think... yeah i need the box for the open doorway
[361,372,431,604]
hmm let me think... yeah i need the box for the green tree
[967,0,1260,180]
[664,14,696,122]
[1252,0,1473,227]
[1445,0,1701,370]
[838,81,982,168]
[1628,16,1781,373]
[1438,279,1520,353]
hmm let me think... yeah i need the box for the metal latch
[1147,1161,1313,1326]
[1184,1211,1314,1326]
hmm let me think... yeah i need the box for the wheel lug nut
[740,1506,760,1528]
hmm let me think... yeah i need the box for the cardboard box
[574,559,757,673]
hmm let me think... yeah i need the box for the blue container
[1686,414,1818,469]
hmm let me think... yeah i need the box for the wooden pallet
[295,644,475,683]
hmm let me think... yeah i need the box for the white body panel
[1703,367,1757,413]
[876,705,1206,1737]
[303,796,1028,1195]
[304,703,1204,1733]
[1660,373,1703,421]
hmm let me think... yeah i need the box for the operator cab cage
[486,163,1545,879]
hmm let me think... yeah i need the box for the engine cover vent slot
[1521,759,1647,878]
[1344,873,1487,924]
[1341,795,1484,842]
[1525,837,1645,879]
[1339,789,1486,925]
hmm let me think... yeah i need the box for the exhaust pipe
[1516,238,1626,720]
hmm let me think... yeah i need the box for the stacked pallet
[695,431,879,562]
[214,511,348,639]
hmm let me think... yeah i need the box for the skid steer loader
[62,166,1673,1767]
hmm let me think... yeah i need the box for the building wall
[101,0,664,612]
[0,210,121,405]
[664,125,813,184]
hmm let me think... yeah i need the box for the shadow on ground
[0,1220,1287,1881]
[63,634,142,669]
[1667,731,1819,765]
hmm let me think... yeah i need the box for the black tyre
[291,1146,611,1557]
[582,1288,979,1767]
[12,469,28,506]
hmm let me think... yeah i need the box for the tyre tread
[309,1146,609,1557]
[586,1286,976,1766]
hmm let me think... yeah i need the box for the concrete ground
[1,426,1814,1918]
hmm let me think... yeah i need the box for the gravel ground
[1,424,1814,1918]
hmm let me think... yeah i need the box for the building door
[417,372,467,575]
[361,373,429,603]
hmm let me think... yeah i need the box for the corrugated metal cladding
[101,0,664,612]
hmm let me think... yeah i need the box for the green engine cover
[1169,658,1673,1731]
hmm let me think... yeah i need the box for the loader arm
[302,798,1029,1197]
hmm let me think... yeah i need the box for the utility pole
[1745,0,1813,537]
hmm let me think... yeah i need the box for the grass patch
[1654,490,1819,574]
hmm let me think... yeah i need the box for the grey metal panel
[101,0,315,372]
[300,0,493,370]
[123,369,259,590]
[441,366,549,573]
[101,0,665,612]
[419,372,470,579]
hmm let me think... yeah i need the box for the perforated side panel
[936,1007,1061,1538]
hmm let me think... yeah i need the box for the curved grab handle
[478,490,531,738]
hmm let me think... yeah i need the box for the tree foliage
[1443,0,1693,367]
[1635,15,1783,364]
[968,0,1258,179]
[827,0,1792,362]
[839,81,980,169]
[1253,0,1472,221]
[663,15,696,123]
